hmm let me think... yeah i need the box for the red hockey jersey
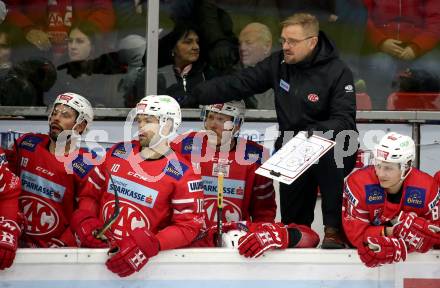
[7,133,95,247]
[171,131,276,226]
[343,166,440,248]
[80,140,205,251]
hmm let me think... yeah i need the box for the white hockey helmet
[221,229,247,249]
[135,95,182,138]
[374,132,415,179]
[201,100,246,136]
[0,1,7,24]
[51,92,94,130]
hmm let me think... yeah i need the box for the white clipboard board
[256,131,336,184]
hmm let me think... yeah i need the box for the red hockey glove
[70,209,109,248]
[46,238,68,248]
[106,228,160,277]
[238,222,289,258]
[358,236,407,267]
[0,217,20,270]
[392,211,440,253]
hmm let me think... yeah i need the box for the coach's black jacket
[192,31,357,144]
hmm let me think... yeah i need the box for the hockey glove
[70,209,109,248]
[306,126,315,138]
[392,211,440,253]
[0,217,20,270]
[238,222,289,258]
[358,236,407,267]
[106,228,159,277]
[194,221,250,247]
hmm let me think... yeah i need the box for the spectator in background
[343,132,440,267]
[111,0,147,39]
[190,13,358,249]
[360,0,440,109]
[5,93,96,248]
[155,23,217,108]
[238,22,274,109]
[4,0,115,63]
[45,22,124,107]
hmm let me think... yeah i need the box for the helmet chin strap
[146,119,175,150]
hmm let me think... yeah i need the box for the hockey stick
[216,170,224,247]
[94,168,120,240]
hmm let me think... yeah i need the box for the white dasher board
[256,132,336,184]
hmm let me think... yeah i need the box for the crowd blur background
[0,0,439,111]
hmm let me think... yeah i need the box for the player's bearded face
[204,111,237,146]
[137,115,161,147]
[48,104,78,141]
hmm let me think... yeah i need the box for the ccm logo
[36,166,55,177]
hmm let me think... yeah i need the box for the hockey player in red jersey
[0,148,21,270]
[171,100,320,255]
[70,95,205,277]
[6,92,96,248]
[435,171,440,184]
[342,132,440,267]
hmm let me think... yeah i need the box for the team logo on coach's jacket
[404,186,425,208]
[365,184,385,204]
[102,200,149,240]
[429,189,440,209]
[345,85,354,92]
[20,196,59,236]
[307,93,319,103]
[107,175,158,208]
[202,176,245,199]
